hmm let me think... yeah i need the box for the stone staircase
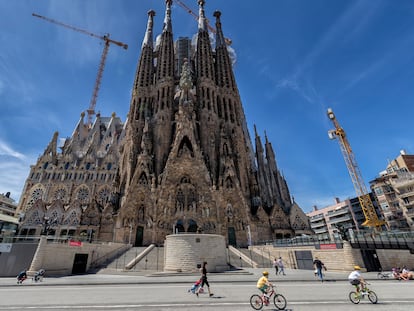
[229,247,273,268]
[98,245,273,273]
[98,246,164,273]
[227,246,254,268]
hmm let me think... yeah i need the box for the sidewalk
[0,268,383,287]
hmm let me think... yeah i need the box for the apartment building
[370,150,414,230]
[307,194,381,240]
[0,192,17,217]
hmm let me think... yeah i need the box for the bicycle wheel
[273,294,287,310]
[250,294,263,310]
[368,290,378,304]
[349,291,360,304]
[377,272,385,279]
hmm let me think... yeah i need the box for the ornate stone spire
[163,0,172,33]
[142,10,155,48]
[213,11,226,48]
[198,0,207,31]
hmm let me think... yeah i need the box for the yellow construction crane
[175,0,232,45]
[327,108,385,230]
[32,13,128,127]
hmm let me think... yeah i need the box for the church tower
[107,0,312,246]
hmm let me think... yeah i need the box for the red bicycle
[250,285,287,310]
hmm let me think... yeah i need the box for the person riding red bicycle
[256,271,273,303]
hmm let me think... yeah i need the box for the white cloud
[0,140,26,160]
[0,139,36,202]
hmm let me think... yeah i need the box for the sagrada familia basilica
[16,0,312,247]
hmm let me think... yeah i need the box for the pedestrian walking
[277,257,285,275]
[196,261,214,297]
[313,257,326,282]
[273,258,279,275]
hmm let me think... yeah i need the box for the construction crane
[32,13,128,127]
[175,0,232,45]
[327,108,385,230]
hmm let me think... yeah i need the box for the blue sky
[1,0,414,213]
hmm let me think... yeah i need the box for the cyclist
[257,270,273,302]
[348,265,366,293]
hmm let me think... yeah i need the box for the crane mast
[32,13,128,127]
[327,108,385,229]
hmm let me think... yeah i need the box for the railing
[350,231,414,250]
[257,236,343,248]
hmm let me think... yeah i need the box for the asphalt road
[0,280,413,311]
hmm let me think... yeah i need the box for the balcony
[311,214,324,221]
[327,208,349,218]
[405,208,414,215]
[311,222,326,229]
[313,227,328,234]
[328,214,352,224]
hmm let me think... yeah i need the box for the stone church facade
[16,0,312,246]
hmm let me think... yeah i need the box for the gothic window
[223,98,228,121]
[217,96,222,118]
[26,187,44,210]
[176,190,185,212]
[226,204,234,218]
[63,210,80,226]
[177,136,194,158]
[32,188,43,201]
[188,189,196,211]
[138,205,145,223]
[223,143,229,156]
[225,177,233,189]
[77,187,90,203]
[53,188,67,201]
[138,173,148,185]
[25,210,42,226]
[180,176,190,184]
[96,187,110,206]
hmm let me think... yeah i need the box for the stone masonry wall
[29,237,128,276]
[164,234,227,272]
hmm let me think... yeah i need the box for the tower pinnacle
[142,10,155,48]
[163,0,172,33]
[213,11,226,47]
[198,0,207,31]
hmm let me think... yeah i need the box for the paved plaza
[1,268,414,310]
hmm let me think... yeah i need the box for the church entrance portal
[228,227,237,246]
[175,219,198,233]
[135,226,144,246]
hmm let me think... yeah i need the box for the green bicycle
[349,283,378,304]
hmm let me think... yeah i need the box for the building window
[374,187,383,195]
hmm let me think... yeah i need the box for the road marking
[1,300,414,309]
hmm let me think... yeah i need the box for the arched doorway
[175,219,185,233]
[187,219,198,232]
